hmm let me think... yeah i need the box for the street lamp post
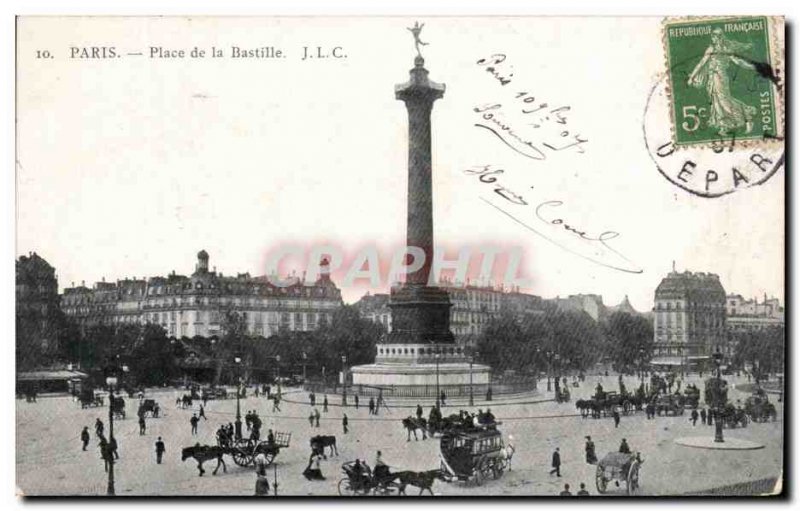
[546,351,553,392]
[234,356,243,441]
[639,348,645,384]
[105,361,128,496]
[341,355,348,406]
[713,350,724,443]
[275,355,282,398]
[554,353,561,394]
[302,352,308,383]
[435,352,441,409]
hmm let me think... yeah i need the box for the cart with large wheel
[337,460,402,496]
[438,424,514,486]
[595,451,643,495]
[226,432,291,468]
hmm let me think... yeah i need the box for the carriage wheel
[595,466,608,494]
[338,478,356,496]
[626,461,640,495]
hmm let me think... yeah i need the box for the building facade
[61,251,343,338]
[652,269,727,370]
[726,294,784,333]
[16,252,61,356]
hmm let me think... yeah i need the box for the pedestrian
[272,394,281,413]
[99,438,112,473]
[109,435,119,459]
[486,387,493,401]
[440,390,447,407]
[254,450,271,495]
[323,395,329,412]
[342,414,349,434]
[577,483,590,496]
[559,483,572,496]
[155,436,165,464]
[700,407,707,425]
[416,404,423,420]
[139,415,146,435]
[369,397,375,415]
[202,392,208,407]
[354,395,359,409]
[619,438,631,454]
[691,408,698,426]
[549,447,561,477]
[95,418,104,438]
[308,412,315,427]
[585,436,597,464]
[309,392,315,407]
[190,413,199,435]
[315,408,321,428]
[613,408,621,428]
[199,404,207,420]
[80,426,90,451]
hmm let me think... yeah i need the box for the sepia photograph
[12,12,785,498]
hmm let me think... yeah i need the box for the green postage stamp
[664,16,783,147]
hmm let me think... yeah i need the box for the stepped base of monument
[350,362,490,396]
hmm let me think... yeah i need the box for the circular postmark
[643,54,784,198]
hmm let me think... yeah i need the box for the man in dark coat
[700,407,707,425]
[109,436,119,459]
[81,426,90,451]
[342,414,349,434]
[139,415,146,435]
[613,408,621,428]
[199,404,207,420]
[354,395,359,409]
[416,404,423,420]
[323,395,329,412]
[549,447,561,477]
[691,408,699,426]
[95,418,104,438]
[190,414,199,435]
[619,438,631,454]
[584,436,597,464]
[577,483,590,496]
[368,397,375,415]
[155,436,165,464]
[559,483,572,496]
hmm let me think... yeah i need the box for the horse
[393,469,442,495]
[501,443,516,471]
[310,435,338,459]
[181,444,227,476]
[402,416,428,441]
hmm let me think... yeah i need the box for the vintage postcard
[15,16,784,497]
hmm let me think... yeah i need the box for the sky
[15,16,785,311]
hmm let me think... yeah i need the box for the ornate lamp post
[275,355,282,397]
[435,351,441,409]
[341,355,348,406]
[105,359,129,496]
[302,352,308,383]
[234,355,243,440]
[712,350,724,443]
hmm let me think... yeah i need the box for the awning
[688,356,710,360]
[17,370,89,381]
[650,357,683,366]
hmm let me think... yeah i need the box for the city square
[16,372,783,496]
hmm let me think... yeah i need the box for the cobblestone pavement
[16,373,783,496]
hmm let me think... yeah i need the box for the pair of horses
[175,395,194,409]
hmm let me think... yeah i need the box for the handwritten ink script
[463,165,642,274]
[475,54,588,161]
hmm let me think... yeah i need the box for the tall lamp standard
[275,355,282,397]
[341,355,348,406]
[712,350,725,443]
[639,348,645,384]
[105,360,129,496]
[234,355,243,441]
[302,352,308,383]
[554,353,561,391]
[546,351,553,392]
[435,351,441,409]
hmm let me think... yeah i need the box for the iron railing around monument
[303,380,537,399]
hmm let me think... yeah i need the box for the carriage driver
[374,450,391,481]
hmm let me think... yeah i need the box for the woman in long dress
[687,28,758,136]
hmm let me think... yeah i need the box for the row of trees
[475,309,654,376]
[729,326,785,376]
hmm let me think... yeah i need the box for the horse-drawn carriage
[111,396,126,419]
[555,386,571,403]
[138,398,161,418]
[683,385,701,409]
[718,403,748,428]
[79,389,104,408]
[654,394,685,416]
[181,433,292,476]
[595,451,643,495]
[438,424,514,485]
[576,390,635,419]
[337,460,403,496]
[744,391,777,423]
[201,386,229,401]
